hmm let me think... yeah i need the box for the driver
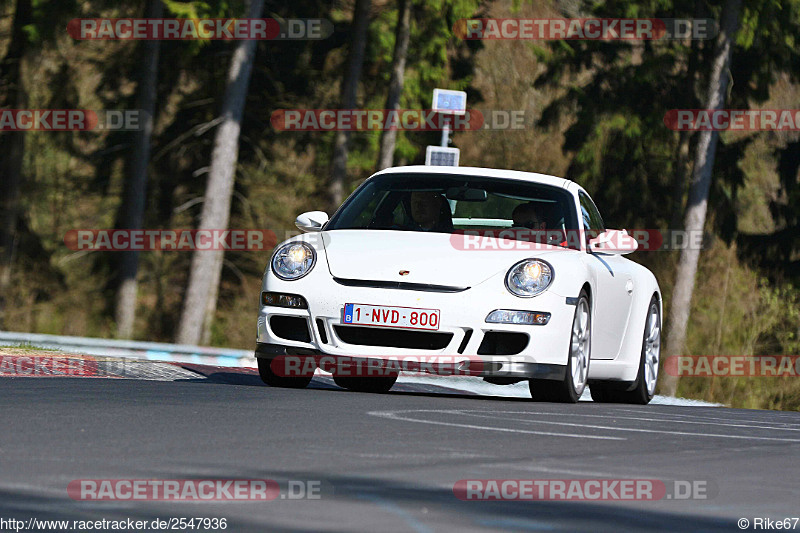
[409,191,451,232]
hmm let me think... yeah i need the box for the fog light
[485,309,550,325]
[262,292,308,309]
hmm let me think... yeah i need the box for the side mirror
[295,211,329,233]
[588,229,638,255]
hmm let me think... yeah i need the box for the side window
[578,191,605,235]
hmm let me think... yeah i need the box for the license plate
[342,304,440,331]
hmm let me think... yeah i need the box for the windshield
[326,173,579,246]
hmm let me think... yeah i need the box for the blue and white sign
[432,89,467,115]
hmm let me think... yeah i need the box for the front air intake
[270,316,311,343]
[477,332,528,355]
[333,325,452,350]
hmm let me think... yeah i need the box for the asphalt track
[1,362,799,532]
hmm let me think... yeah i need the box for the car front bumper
[255,268,577,381]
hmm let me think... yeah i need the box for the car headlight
[271,242,316,280]
[505,259,553,297]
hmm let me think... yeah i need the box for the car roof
[373,165,577,192]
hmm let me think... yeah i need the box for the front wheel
[529,290,591,403]
[258,357,314,388]
[590,295,660,404]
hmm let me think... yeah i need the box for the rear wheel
[590,295,660,404]
[529,290,590,403]
[333,374,397,393]
[257,357,314,388]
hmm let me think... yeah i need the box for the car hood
[320,230,567,288]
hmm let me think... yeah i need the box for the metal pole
[440,115,450,147]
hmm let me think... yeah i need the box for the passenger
[512,202,546,230]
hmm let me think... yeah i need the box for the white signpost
[425,145,460,166]
[426,88,467,166]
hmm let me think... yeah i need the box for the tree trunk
[0,0,32,329]
[115,0,163,339]
[328,0,371,212]
[376,0,411,171]
[669,8,702,229]
[662,0,742,396]
[175,0,264,346]
[669,130,693,229]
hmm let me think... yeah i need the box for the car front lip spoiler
[254,343,566,381]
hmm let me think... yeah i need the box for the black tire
[257,357,313,388]
[587,381,628,403]
[333,374,397,393]
[529,289,591,403]
[590,294,660,405]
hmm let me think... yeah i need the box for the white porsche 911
[255,166,662,404]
